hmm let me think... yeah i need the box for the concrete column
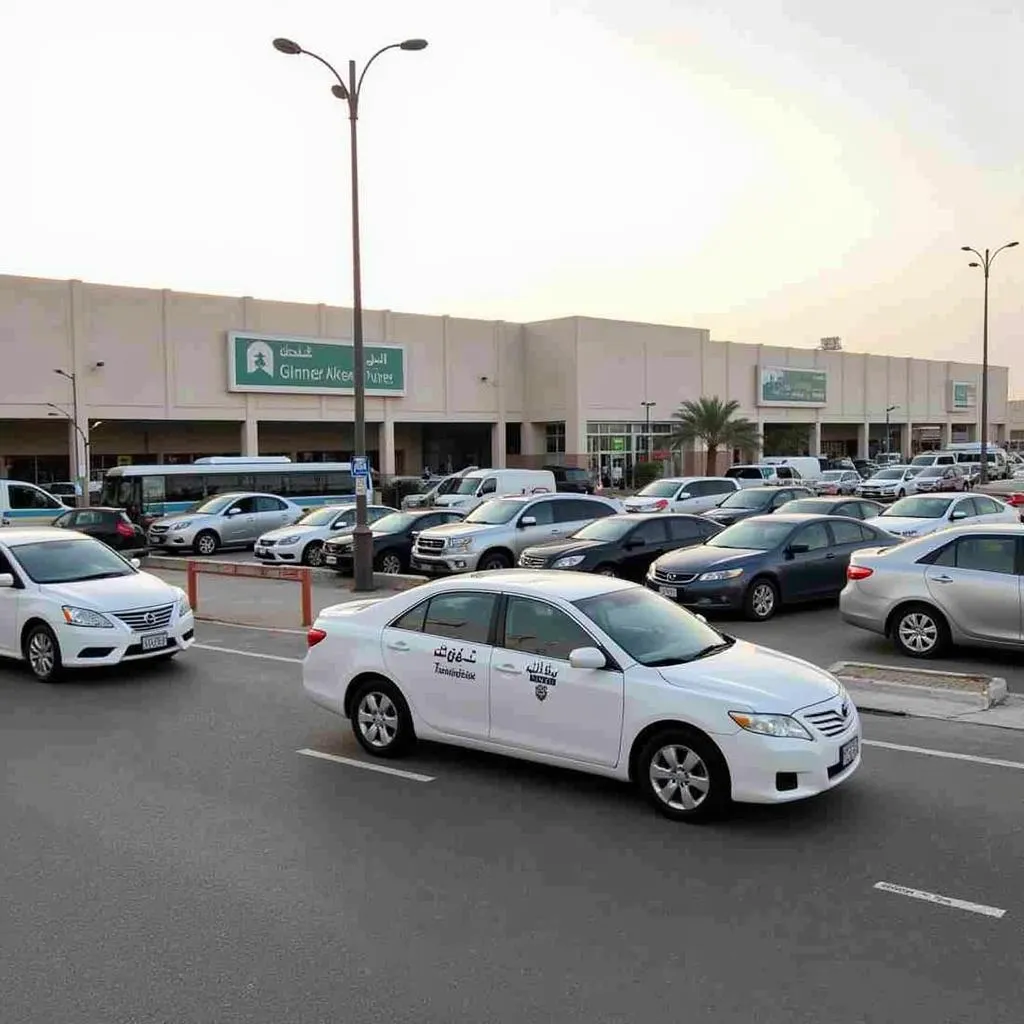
[857,422,869,460]
[899,422,911,457]
[380,400,396,476]
[490,421,506,469]
[810,421,822,457]
[241,419,259,456]
[942,421,952,448]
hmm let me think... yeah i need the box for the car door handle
[386,640,410,652]
[495,663,522,675]
[825,552,837,559]
[930,575,954,583]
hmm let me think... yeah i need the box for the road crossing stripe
[297,748,435,782]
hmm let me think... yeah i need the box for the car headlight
[62,606,114,628]
[170,520,192,531]
[699,568,744,582]
[276,534,301,545]
[177,591,191,616]
[728,711,813,740]
[448,538,473,553]
[552,555,586,569]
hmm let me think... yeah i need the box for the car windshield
[574,588,730,668]
[456,478,483,495]
[881,496,954,519]
[871,469,905,480]
[465,499,526,525]
[371,513,417,534]
[571,517,635,542]
[917,467,944,478]
[718,489,770,509]
[707,520,794,550]
[822,471,845,481]
[9,537,135,584]
[779,499,830,514]
[296,507,344,526]
[911,455,935,465]
[193,494,236,514]
[636,480,682,498]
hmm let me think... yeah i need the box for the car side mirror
[519,516,537,528]
[0,573,14,588]
[569,647,606,670]
[676,492,691,500]
[226,507,243,516]
[950,510,968,521]
[788,542,810,555]
[625,538,646,549]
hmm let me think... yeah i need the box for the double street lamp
[884,404,899,458]
[52,368,89,505]
[272,34,427,592]
[961,241,1019,486]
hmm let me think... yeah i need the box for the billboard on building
[757,366,828,407]
[948,381,977,412]
[227,332,406,396]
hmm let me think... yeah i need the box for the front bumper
[56,611,196,669]
[147,529,196,549]
[254,542,302,562]
[410,552,480,575]
[645,575,747,610]
[323,548,354,572]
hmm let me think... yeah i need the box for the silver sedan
[839,523,1024,658]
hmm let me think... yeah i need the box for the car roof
[414,569,634,601]
[784,495,859,504]
[406,507,464,517]
[0,527,90,547]
[747,513,848,525]
[611,512,701,521]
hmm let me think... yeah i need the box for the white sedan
[303,571,860,822]
[0,528,194,681]
[865,492,1019,540]
[255,503,397,567]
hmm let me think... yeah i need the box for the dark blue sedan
[646,513,900,621]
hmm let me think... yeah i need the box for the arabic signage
[227,332,406,396]
[757,365,828,407]
[948,381,977,412]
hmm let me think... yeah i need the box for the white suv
[623,477,738,514]
[410,493,621,575]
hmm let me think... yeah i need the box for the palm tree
[669,397,761,475]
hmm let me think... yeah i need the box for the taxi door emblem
[534,684,548,702]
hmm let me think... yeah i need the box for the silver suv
[410,493,622,574]
[147,491,304,556]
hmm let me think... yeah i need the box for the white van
[761,456,823,482]
[433,468,557,512]
[0,479,71,527]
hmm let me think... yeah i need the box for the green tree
[763,425,812,457]
[669,397,761,475]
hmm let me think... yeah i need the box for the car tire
[24,623,64,683]
[743,577,779,621]
[350,677,415,758]
[636,727,730,823]
[891,603,950,659]
[193,531,219,557]
[375,550,404,575]
[594,564,618,577]
[897,489,906,498]
[478,551,512,571]
[303,541,325,568]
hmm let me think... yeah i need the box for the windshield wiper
[71,571,129,581]
[688,638,735,661]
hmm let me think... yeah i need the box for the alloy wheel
[751,582,775,618]
[897,612,938,654]
[305,543,325,567]
[649,744,711,811]
[28,630,56,679]
[357,692,399,748]
[380,553,402,575]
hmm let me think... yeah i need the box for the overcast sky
[3,0,1023,393]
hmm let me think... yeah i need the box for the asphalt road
[3,624,1024,1024]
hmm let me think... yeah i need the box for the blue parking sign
[352,456,369,477]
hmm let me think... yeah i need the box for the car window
[632,519,668,544]
[75,510,104,527]
[521,500,554,526]
[0,548,16,576]
[553,499,612,523]
[227,496,258,515]
[423,592,497,645]
[479,477,498,495]
[933,537,1018,575]
[502,597,595,662]
[419,513,456,530]
[332,510,357,528]
[8,484,61,510]
[829,520,868,546]
[256,496,286,513]
[52,511,76,528]
[683,481,711,498]
[859,502,882,519]
[667,517,703,541]
[390,600,428,633]
[953,497,978,517]
[770,490,792,508]
[973,496,1002,516]
[793,522,831,551]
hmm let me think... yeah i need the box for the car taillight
[307,627,327,647]
[847,565,873,581]
[116,521,134,538]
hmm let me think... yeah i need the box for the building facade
[0,274,1011,486]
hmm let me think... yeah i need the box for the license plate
[325,555,337,565]
[142,633,167,651]
[840,736,859,767]
[658,586,677,598]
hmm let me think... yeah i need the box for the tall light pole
[641,401,656,458]
[961,241,1018,486]
[53,369,88,506]
[273,34,428,592]
[884,404,899,458]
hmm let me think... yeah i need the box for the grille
[519,554,548,568]
[417,537,446,552]
[113,605,174,632]
[149,525,170,535]
[803,706,850,737]
[651,568,697,585]
[258,538,277,547]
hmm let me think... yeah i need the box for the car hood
[860,480,900,489]
[653,546,764,572]
[866,515,943,534]
[259,523,322,542]
[522,538,607,560]
[150,511,210,525]
[658,638,841,713]
[416,521,495,541]
[41,571,181,610]
[703,506,760,521]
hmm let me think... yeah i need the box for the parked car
[51,506,147,553]
[841,524,1024,658]
[856,466,922,501]
[411,493,621,575]
[774,496,884,521]
[646,513,900,620]
[622,476,739,515]
[724,465,777,488]
[875,452,904,467]
[761,457,823,482]
[544,465,595,494]
[146,492,304,556]
[432,468,557,513]
[0,528,194,681]
[44,480,103,500]
[255,503,397,566]
[517,513,722,580]
[303,571,861,821]
[853,460,879,479]
[864,493,1019,540]
[814,470,861,496]
[324,508,466,575]
[402,467,479,509]
[0,479,70,528]
[910,452,958,471]
[701,486,814,528]
[911,465,966,493]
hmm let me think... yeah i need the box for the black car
[518,513,722,580]
[52,506,147,553]
[775,496,884,520]
[701,486,813,528]
[647,513,899,620]
[324,508,465,575]
[544,465,594,494]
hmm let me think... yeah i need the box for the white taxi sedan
[0,528,194,681]
[303,571,860,821]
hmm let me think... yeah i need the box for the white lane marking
[874,882,1006,919]
[297,748,435,783]
[864,739,1024,771]
[199,619,305,635]
[193,643,303,665]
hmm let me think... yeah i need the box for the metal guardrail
[185,559,314,627]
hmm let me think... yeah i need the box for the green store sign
[758,365,828,407]
[227,332,406,396]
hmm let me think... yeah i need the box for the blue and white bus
[99,457,372,522]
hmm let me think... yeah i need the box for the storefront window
[544,423,566,454]
[505,423,522,457]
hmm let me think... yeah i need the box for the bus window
[326,471,355,494]
[252,474,283,495]
[165,474,205,503]
[142,476,165,504]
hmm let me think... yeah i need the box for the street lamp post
[884,404,899,458]
[961,241,1019,486]
[273,34,427,592]
[641,400,656,458]
[53,369,88,506]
